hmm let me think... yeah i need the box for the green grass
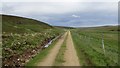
[53,33,68,66]
[71,32,93,66]
[71,26,119,66]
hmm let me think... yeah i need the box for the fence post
[102,33,105,55]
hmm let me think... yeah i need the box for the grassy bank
[2,14,65,66]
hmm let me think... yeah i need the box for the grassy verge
[25,34,63,67]
[71,31,92,66]
[53,33,68,66]
[71,30,119,66]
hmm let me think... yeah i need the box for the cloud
[72,15,80,18]
[2,2,81,15]
[2,2,117,15]
[1,0,119,2]
[1,2,118,27]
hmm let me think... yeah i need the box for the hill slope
[1,14,53,33]
[76,26,119,33]
[1,14,64,66]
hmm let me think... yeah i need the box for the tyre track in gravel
[37,32,67,66]
[63,31,80,66]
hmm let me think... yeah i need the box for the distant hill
[77,25,119,32]
[1,14,53,33]
[55,26,75,29]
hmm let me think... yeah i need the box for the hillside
[2,14,64,66]
[77,26,119,32]
[55,26,75,29]
[1,14,53,33]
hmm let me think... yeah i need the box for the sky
[1,0,119,27]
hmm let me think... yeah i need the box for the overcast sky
[1,0,119,27]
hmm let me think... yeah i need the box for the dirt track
[63,31,80,66]
[37,32,67,66]
[37,31,80,66]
